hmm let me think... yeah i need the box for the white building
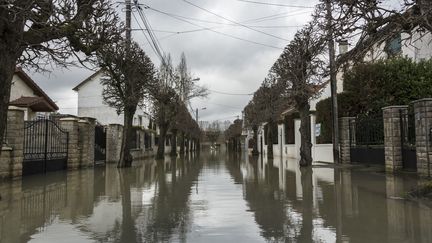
[9,67,58,120]
[72,69,152,127]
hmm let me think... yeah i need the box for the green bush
[316,57,432,143]
[315,93,355,143]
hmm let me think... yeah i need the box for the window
[385,34,402,57]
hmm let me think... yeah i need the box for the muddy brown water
[0,152,431,243]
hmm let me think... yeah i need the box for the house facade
[9,68,59,120]
[73,69,153,127]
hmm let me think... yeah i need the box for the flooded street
[0,152,431,243]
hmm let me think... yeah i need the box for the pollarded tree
[97,40,156,168]
[252,77,291,159]
[272,22,327,167]
[151,55,180,160]
[225,119,243,152]
[0,0,120,152]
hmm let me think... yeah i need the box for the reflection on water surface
[0,152,431,242]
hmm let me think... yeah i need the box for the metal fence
[349,114,385,165]
[351,114,384,146]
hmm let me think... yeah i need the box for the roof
[72,69,104,91]
[9,96,57,112]
[14,67,59,111]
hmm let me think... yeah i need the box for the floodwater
[0,152,431,243]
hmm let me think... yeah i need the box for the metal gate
[349,114,385,165]
[94,124,106,164]
[23,119,69,175]
[400,109,417,171]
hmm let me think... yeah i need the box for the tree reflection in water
[0,153,431,243]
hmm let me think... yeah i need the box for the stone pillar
[60,118,80,170]
[383,106,407,172]
[5,109,24,178]
[339,117,355,164]
[78,119,91,168]
[412,98,432,177]
[83,117,96,166]
[106,124,123,163]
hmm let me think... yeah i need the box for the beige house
[9,67,58,120]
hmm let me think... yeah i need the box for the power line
[237,0,315,8]
[181,0,289,41]
[143,5,283,50]
[208,89,253,96]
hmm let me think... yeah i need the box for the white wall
[76,72,151,126]
[10,75,37,101]
[258,115,334,163]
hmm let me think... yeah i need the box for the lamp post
[196,107,206,123]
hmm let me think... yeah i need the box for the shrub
[316,57,432,143]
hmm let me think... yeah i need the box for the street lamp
[196,107,206,123]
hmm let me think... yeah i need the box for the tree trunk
[170,129,177,157]
[252,126,259,156]
[267,122,274,159]
[0,48,20,155]
[156,123,168,160]
[197,139,201,154]
[179,131,185,155]
[298,167,313,242]
[185,137,190,154]
[118,170,137,243]
[118,106,136,168]
[299,103,313,167]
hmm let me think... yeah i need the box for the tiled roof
[14,67,59,111]
[9,96,57,112]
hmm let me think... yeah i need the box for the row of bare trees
[244,0,432,166]
[0,1,206,168]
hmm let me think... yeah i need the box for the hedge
[316,57,432,143]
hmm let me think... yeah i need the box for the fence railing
[350,114,384,146]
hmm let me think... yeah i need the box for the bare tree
[244,99,263,156]
[0,0,120,151]
[251,77,290,159]
[205,121,221,145]
[272,22,327,167]
[225,119,243,152]
[152,53,207,159]
[97,40,156,167]
[152,55,180,160]
[314,0,432,66]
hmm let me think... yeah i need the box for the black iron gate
[23,119,69,175]
[94,124,106,164]
[400,109,417,171]
[349,115,385,165]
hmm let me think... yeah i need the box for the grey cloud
[26,0,319,120]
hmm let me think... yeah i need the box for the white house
[72,69,152,127]
[9,67,59,120]
[251,30,432,163]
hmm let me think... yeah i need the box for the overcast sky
[29,0,319,122]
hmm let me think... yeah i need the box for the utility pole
[326,0,340,163]
[125,0,132,43]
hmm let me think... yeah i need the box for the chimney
[338,39,349,55]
